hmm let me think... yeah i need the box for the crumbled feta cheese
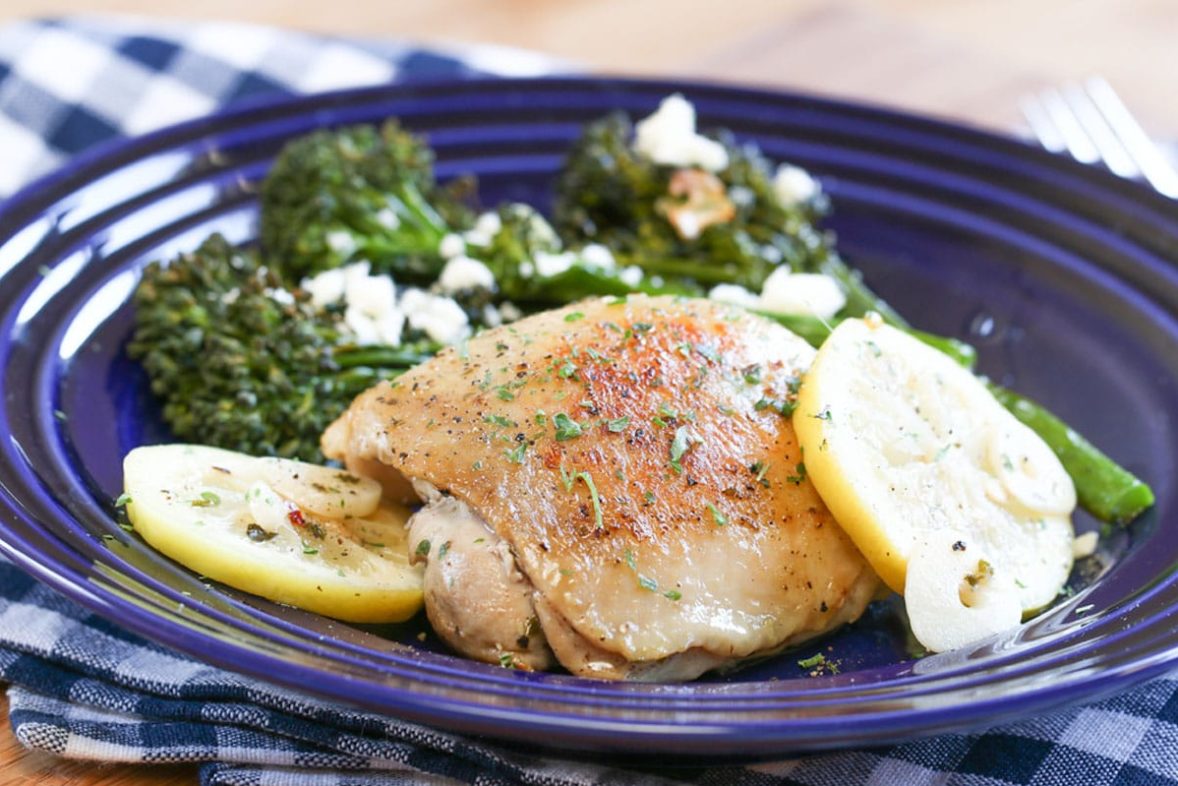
[633,94,729,173]
[758,269,846,320]
[375,207,401,230]
[773,164,820,207]
[265,287,295,306]
[438,255,496,294]
[326,230,358,258]
[498,301,523,322]
[400,289,470,344]
[306,262,405,346]
[506,203,560,249]
[475,211,502,238]
[708,283,759,308]
[579,243,616,271]
[519,261,535,278]
[345,267,396,318]
[439,233,466,259]
[464,211,503,247]
[619,265,643,288]
[302,267,349,307]
[482,303,503,328]
[533,251,576,278]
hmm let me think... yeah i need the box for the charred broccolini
[128,234,433,462]
[552,111,907,325]
[259,120,475,285]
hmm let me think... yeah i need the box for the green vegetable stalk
[258,120,475,285]
[987,385,1155,524]
[128,234,431,462]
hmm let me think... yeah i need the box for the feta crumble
[618,265,643,288]
[708,283,759,308]
[438,255,496,294]
[533,251,576,278]
[438,233,466,259]
[773,164,820,207]
[400,288,470,345]
[758,269,846,320]
[633,94,729,173]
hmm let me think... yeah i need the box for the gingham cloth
[1,16,1177,786]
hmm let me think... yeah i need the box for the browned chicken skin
[323,295,879,680]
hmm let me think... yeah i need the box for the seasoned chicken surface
[323,295,879,680]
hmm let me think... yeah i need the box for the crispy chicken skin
[323,295,879,680]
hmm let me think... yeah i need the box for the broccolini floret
[259,120,474,285]
[128,234,432,461]
[551,111,907,324]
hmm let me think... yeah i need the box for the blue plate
[1,77,1177,759]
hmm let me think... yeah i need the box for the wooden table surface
[0,1,1172,783]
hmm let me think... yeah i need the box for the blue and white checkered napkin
[2,16,1178,786]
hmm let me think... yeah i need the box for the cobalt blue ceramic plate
[1,77,1177,759]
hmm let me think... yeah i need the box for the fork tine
[1084,77,1178,198]
[1060,84,1141,178]
[1020,96,1067,153]
[1036,88,1101,165]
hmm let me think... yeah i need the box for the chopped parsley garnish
[496,386,516,401]
[623,548,638,570]
[643,491,656,505]
[706,503,728,526]
[190,490,221,508]
[415,539,431,557]
[564,311,585,322]
[742,364,763,385]
[437,540,452,560]
[797,653,839,675]
[663,589,682,601]
[785,462,807,485]
[637,574,658,592]
[505,443,528,463]
[607,415,631,432]
[694,343,722,363]
[577,470,604,529]
[750,460,771,487]
[484,414,517,428]
[813,406,833,422]
[632,322,654,334]
[669,425,700,474]
[498,653,517,668]
[114,493,133,507]
[553,412,585,441]
[558,360,578,379]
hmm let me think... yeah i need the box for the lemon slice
[794,318,1076,614]
[122,444,422,622]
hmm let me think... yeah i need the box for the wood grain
[0,1,1172,783]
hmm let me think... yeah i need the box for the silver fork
[1020,77,1178,198]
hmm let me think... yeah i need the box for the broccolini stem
[613,253,759,287]
[334,345,438,369]
[986,384,1155,524]
[816,255,909,328]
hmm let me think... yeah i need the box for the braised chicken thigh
[323,295,879,680]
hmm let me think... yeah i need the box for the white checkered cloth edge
[0,15,566,198]
[1,15,1178,786]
